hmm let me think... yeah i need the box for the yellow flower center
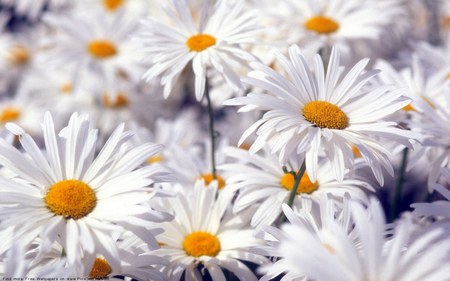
[102,93,128,108]
[87,40,118,59]
[280,173,319,194]
[89,258,112,279]
[351,145,362,158]
[186,34,216,52]
[303,101,349,129]
[442,16,450,30]
[44,179,96,220]
[147,154,163,164]
[0,107,20,123]
[103,0,124,11]
[9,45,30,65]
[60,83,72,94]
[305,16,339,34]
[183,231,221,257]
[198,173,226,189]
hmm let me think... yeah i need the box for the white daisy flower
[134,0,260,101]
[153,181,268,281]
[257,195,354,281]
[412,167,450,229]
[374,55,450,114]
[220,146,372,228]
[408,90,450,189]
[277,198,450,281]
[77,234,168,281]
[42,9,143,93]
[0,112,172,267]
[267,0,403,53]
[226,45,420,185]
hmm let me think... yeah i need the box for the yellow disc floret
[9,45,30,65]
[89,258,112,279]
[87,40,117,59]
[0,107,20,123]
[147,154,163,164]
[280,173,319,194]
[198,173,226,189]
[102,93,128,108]
[45,179,96,220]
[183,231,221,257]
[186,34,216,52]
[103,0,124,11]
[305,16,339,34]
[303,101,349,129]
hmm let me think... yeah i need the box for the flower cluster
[0,0,450,280]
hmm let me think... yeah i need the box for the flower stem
[286,161,307,208]
[390,147,409,222]
[204,80,217,179]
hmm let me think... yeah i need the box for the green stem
[390,147,409,222]
[286,161,307,208]
[204,81,217,179]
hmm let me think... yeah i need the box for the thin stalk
[277,161,307,226]
[204,81,217,179]
[390,147,409,222]
[286,161,307,208]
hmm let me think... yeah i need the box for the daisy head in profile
[226,45,420,185]
[153,180,268,281]
[0,112,172,269]
[134,0,260,101]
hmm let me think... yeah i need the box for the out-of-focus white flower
[408,90,450,190]
[412,168,450,229]
[257,195,354,281]
[134,0,260,101]
[43,9,144,94]
[0,112,172,268]
[220,146,372,228]
[152,181,268,281]
[227,45,420,185]
[264,0,403,54]
[275,198,450,281]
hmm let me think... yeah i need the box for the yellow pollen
[441,16,450,30]
[238,142,252,151]
[198,173,226,189]
[280,173,319,194]
[447,72,450,79]
[89,258,112,279]
[402,103,415,112]
[87,40,117,59]
[351,145,362,158]
[183,232,220,257]
[305,16,339,34]
[0,107,20,123]
[44,179,96,220]
[303,101,349,129]
[60,83,72,94]
[103,0,124,11]
[186,34,216,52]
[9,45,30,65]
[147,154,163,164]
[102,93,128,108]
